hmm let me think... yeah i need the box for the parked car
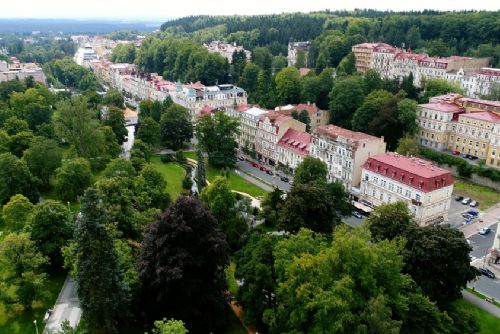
[462,198,471,205]
[251,162,259,168]
[451,150,461,155]
[266,170,273,175]
[464,216,475,223]
[479,227,491,235]
[455,195,464,202]
[470,201,479,207]
[238,156,245,161]
[259,166,267,172]
[478,267,496,279]
[280,176,289,182]
[467,210,479,216]
[352,211,363,219]
[462,213,472,218]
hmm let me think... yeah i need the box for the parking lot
[447,194,483,229]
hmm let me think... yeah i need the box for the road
[462,290,500,318]
[43,276,82,333]
[236,160,291,192]
[469,223,498,260]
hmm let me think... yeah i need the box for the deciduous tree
[54,158,93,202]
[2,194,34,231]
[0,152,39,204]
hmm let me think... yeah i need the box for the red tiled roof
[277,129,311,156]
[362,153,453,193]
[460,111,500,124]
[314,125,382,143]
[419,102,464,113]
[479,68,500,77]
[299,68,311,77]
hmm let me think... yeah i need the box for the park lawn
[184,150,196,161]
[206,166,267,198]
[454,179,500,210]
[0,272,66,334]
[225,260,239,296]
[453,299,500,334]
[150,156,186,199]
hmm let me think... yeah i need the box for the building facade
[274,103,330,130]
[276,129,311,172]
[310,125,387,191]
[360,153,454,226]
[203,41,251,63]
[288,41,310,67]
[417,102,464,150]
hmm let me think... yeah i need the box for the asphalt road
[43,276,82,333]
[469,223,498,260]
[469,275,500,302]
[236,159,291,192]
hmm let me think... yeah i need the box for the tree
[54,158,93,202]
[138,196,230,333]
[103,158,136,178]
[294,50,307,68]
[363,69,383,94]
[0,233,48,320]
[195,149,206,192]
[23,137,62,187]
[397,98,419,136]
[8,130,33,157]
[235,232,278,329]
[293,156,327,185]
[2,194,34,231]
[406,26,421,49]
[275,67,301,105]
[200,176,248,251]
[103,88,124,109]
[238,63,260,94]
[149,318,189,334]
[2,116,29,135]
[336,52,356,76]
[401,73,419,100]
[261,187,285,226]
[103,106,127,145]
[74,189,129,334]
[160,104,193,150]
[352,89,393,133]
[0,152,39,204]
[252,47,273,73]
[298,109,311,132]
[137,116,160,147]
[130,139,152,170]
[329,76,365,128]
[397,136,420,157]
[27,200,72,268]
[135,164,171,211]
[300,72,320,104]
[366,202,416,242]
[420,79,464,103]
[196,112,239,168]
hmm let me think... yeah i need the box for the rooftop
[419,102,464,113]
[460,111,500,124]
[245,106,268,117]
[277,129,311,156]
[314,124,382,143]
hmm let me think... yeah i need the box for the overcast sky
[1,0,499,20]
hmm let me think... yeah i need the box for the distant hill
[0,19,161,33]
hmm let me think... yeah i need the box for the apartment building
[255,112,306,165]
[0,58,46,84]
[274,103,330,130]
[204,41,251,64]
[276,129,311,172]
[417,101,464,150]
[360,153,454,226]
[310,125,387,191]
[353,42,396,74]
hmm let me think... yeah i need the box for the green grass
[207,166,267,198]
[225,260,239,296]
[453,299,500,334]
[466,288,500,308]
[184,151,196,161]
[150,156,186,199]
[454,179,500,210]
[0,272,66,334]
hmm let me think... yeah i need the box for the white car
[469,201,478,207]
[462,198,471,205]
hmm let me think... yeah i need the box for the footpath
[462,290,500,318]
[43,276,82,333]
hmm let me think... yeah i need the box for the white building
[204,41,251,64]
[360,153,454,226]
[232,105,268,151]
[74,44,98,67]
[310,125,387,192]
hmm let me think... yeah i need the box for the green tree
[275,67,301,105]
[397,98,419,136]
[329,76,365,128]
[27,200,72,268]
[261,187,285,227]
[103,89,124,109]
[420,79,464,103]
[406,26,421,49]
[138,196,230,333]
[74,189,129,334]
[352,89,393,133]
[300,72,320,104]
[298,109,311,132]
[103,158,136,178]
[135,164,171,211]
[160,104,193,150]
[293,156,327,185]
[0,232,48,321]
[200,176,248,251]
[23,137,62,187]
[137,116,160,147]
[336,52,356,76]
[150,318,188,334]
[103,106,127,145]
[54,158,93,202]
[252,47,273,73]
[238,63,260,95]
[2,194,34,231]
[397,136,420,157]
[195,148,206,192]
[2,116,29,135]
[366,202,416,242]
[196,112,239,168]
[363,69,383,94]
[0,152,39,204]
[294,50,307,68]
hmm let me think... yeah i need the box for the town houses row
[0,57,46,84]
[353,42,500,98]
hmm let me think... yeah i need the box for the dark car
[455,195,464,202]
[468,155,478,160]
[478,267,496,279]
[266,170,273,175]
[462,213,473,219]
[238,156,245,161]
[280,176,289,182]
[251,162,259,168]
[467,210,479,216]
[259,166,267,172]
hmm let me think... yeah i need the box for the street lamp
[33,320,39,334]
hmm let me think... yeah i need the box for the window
[416,194,421,201]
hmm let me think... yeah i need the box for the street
[469,223,498,260]
[236,160,291,192]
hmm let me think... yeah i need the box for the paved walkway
[233,169,273,192]
[462,290,500,318]
[43,276,82,333]
[460,204,500,238]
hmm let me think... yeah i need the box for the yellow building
[417,102,464,150]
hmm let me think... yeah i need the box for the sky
[1,0,499,20]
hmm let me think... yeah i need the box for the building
[203,41,251,64]
[276,129,311,172]
[288,41,310,67]
[274,103,330,130]
[74,44,99,67]
[417,101,464,150]
[360,153,454,226]
[310,125,387,191]
[255,112,306,165]
[352,42,493,97]
[232,105,268,152]
[0,58,46,84]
